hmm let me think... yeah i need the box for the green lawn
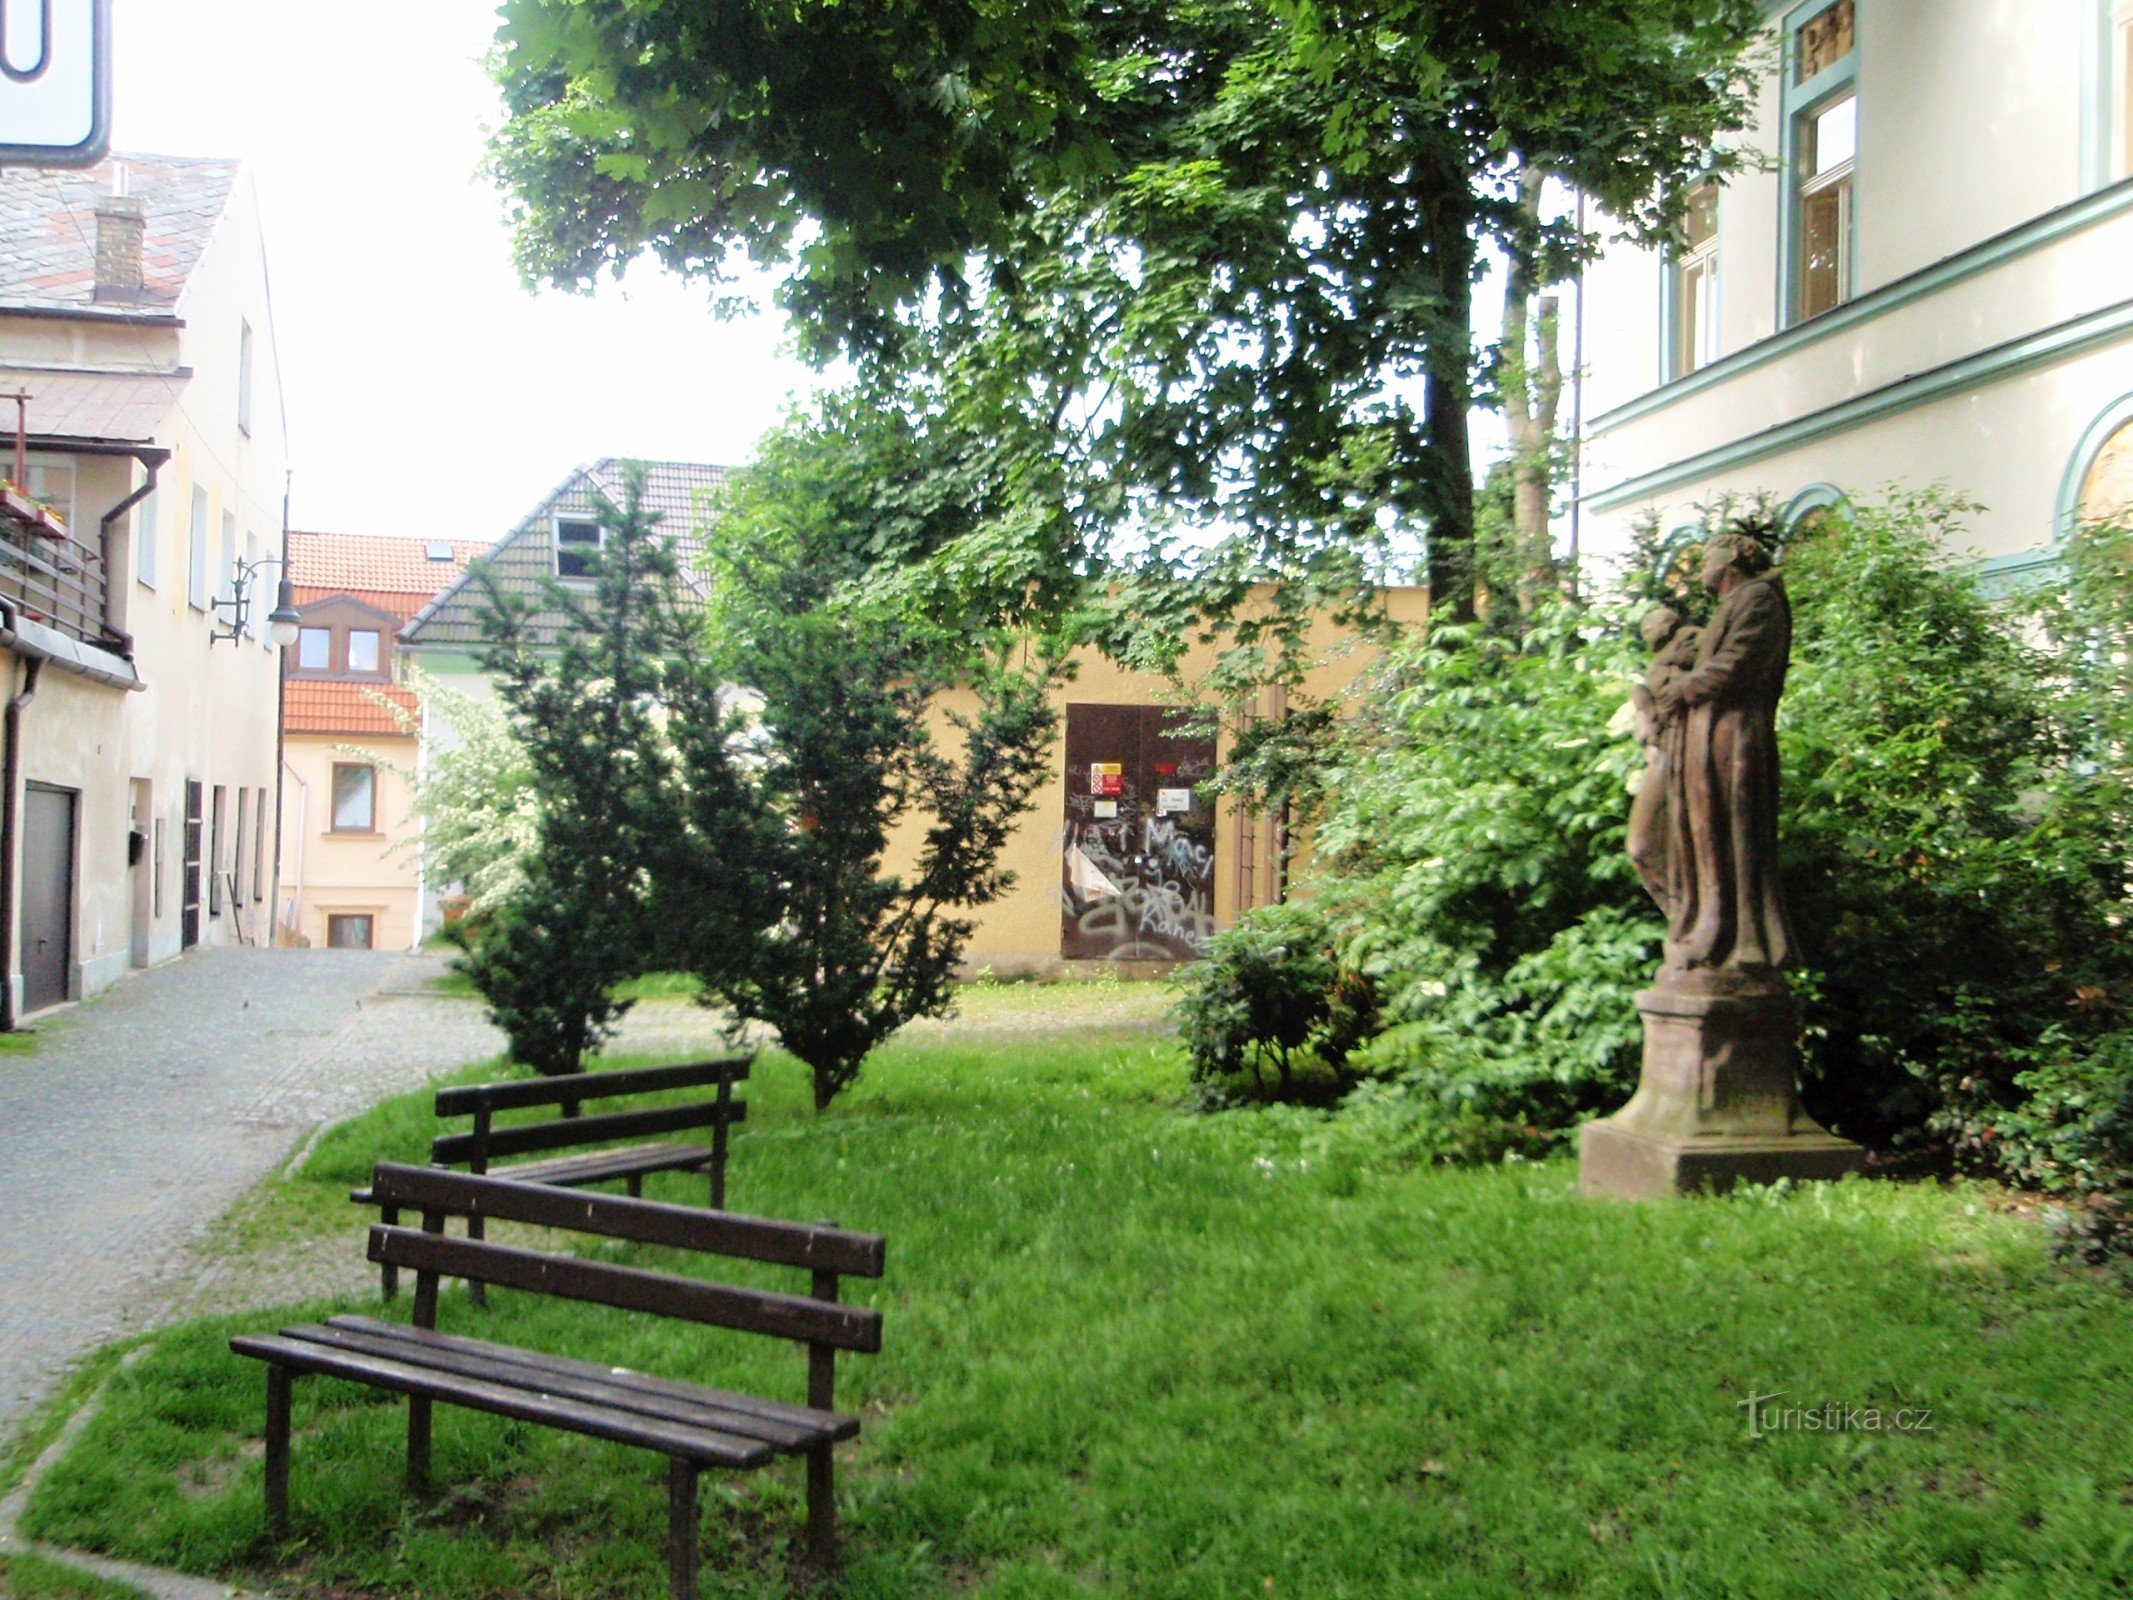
[17,1022,2133,1599]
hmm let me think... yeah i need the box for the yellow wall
[911,587,1428,975]
[278,732,421,951]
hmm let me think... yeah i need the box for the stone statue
[1581,530,1861,1198]
[1626,605,1699,916]
[1652,533,1798,986]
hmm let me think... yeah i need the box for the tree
[664,406,1060,1109]
[488,0,1766,623]
[459,466,699,1075]
[388,664,539,917]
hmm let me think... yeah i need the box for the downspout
[96,449,167,659]
[269,470,291,943]
[1,648,46,1031]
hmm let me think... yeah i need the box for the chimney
[92,166,144,305]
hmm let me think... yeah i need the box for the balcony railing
[0,509,112,652]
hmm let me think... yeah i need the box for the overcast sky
[109,0,821,540]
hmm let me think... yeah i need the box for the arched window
[2058,394,2133,536]
[1780,483,1847,535]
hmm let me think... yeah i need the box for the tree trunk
[1502,171,1564,612]
[1422,174,1479,624]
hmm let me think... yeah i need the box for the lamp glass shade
[268,613,301,648]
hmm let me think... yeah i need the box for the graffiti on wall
[1060,704,1219,960]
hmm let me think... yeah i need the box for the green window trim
[1777,0,1860,332]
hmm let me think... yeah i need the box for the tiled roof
[284,679,418,738]
[286,532,487,623]
[402,459,730,647]
[0,155,239,313]
[0,366,186,445]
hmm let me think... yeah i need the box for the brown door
[21,783,76,1013]
[1060,704,1219,960]
[182,779,202,948]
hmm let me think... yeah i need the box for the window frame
[345,628,382,675]
[329,762,377,835]
[188,486,210,611]
[295,626,331,671]
[1778,0,1860,330]
[237,318,254,437]
[134,482,157,589]
[326,912,376,950]
[553,515,604,582]
[1662,180,1723,382]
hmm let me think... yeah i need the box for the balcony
[0,491,113,653]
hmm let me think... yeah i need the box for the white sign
[0,0,109,167]
[1156,787,1192,815]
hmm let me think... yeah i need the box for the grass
[0,1554,150,1600]
[16,1011,2133,1600]
[425,967,705,1003]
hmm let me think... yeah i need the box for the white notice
[1156,788,1192,815]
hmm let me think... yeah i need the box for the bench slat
[499,1144,716,1187]
[368,1226,884,1352]
[432,1100,743,1166]
[368,1164,887,1278]
[326,1315,858,1440]
[280,1323,839,1451]
[228,1333,775,1468]
[435,1056,751,1117]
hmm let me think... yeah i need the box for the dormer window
[297,627,330,670]
[555,517,602,580]
[347,630,381,674]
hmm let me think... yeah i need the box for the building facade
[0,154,288,1021]
[277,532,481,952]
[1577,0,2133,581]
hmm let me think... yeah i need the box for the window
[220,511,239,611]
[326,913,375,950]
[1785,0,1858,326]
[331,764,376,833]
[237,319,254,436]
[346,629,381,674]
[242,530,259,638]
[1669,182,1721,379]
[555,517,602,580]
[233,788,250,901]
[18,461,75,529]
[209,785,227,915]
[135,484,157,589]
[188,487,210,610]
[153,816,165,918]
[297,627,330,670]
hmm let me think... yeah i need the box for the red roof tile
[287,531,489,598]
[284,679,418,737]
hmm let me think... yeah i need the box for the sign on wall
[0,0,110,167]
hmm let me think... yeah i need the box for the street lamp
[212,556,303,647]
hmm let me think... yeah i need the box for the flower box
[0,481,68,540]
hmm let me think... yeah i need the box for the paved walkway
[0,946,499,1435]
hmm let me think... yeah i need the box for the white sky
[108,0,821,540]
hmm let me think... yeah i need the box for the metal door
[21,784,76,1013]
[1059,704,1219,960]
[182,779,202,948]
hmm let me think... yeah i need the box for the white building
[0,154,290,1021]
[1576,0,2133,583]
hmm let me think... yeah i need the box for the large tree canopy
[490,0,1765,617]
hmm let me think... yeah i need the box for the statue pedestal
[1579,980,1864,1199]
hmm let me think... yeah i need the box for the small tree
[391,664,539,917]
[667,413,1059,1109]
[460,465,698,1075]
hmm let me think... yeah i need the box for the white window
[135,484,157,589]
[242,530,260,638]
[18,460,74,530]
[346,629,381,674]
[188,487,210,611]
[297,626,330,670]
[331,764,376,833]
[1671,183,1720,378]
[237,319,254,437]
[327,912,375,949]
[1796,92,1856,320]
[220,512,238,610]
[555,517,602,580]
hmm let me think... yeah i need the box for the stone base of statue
[1578,974,1865,1199]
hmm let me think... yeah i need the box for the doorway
[130,778,153,967]
[182,779,202,948]
[21,783,77,1013]
[1059,704,1219,960]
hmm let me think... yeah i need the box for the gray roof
[0,154,239,313]
[400,459,731,646]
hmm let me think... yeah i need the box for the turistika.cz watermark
[1738,1390,1936,1440]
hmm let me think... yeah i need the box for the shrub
[1175,900,1376,1104]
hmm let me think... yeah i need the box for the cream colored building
[1576,0,2133,581]
[277,532,482,951]
[0,155,289,1022]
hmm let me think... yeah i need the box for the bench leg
[626,1174,643,1198]
[407,1396,433,1496]
[667,1458,700,1600]
[263,1365,292,1538]
[466,1213,487,1309]
[380,1204,399,1300]
[709,1159,724,1212]
[806,1442,836,1571]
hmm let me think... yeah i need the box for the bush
[1305,490,2133,1190]
[1175,901,1376,1104]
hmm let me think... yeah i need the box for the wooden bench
[356,1055,750,1301]
[235,1162,884,1600]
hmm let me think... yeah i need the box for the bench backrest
[430,1055,750,1171]
[367,1163,884,1411]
